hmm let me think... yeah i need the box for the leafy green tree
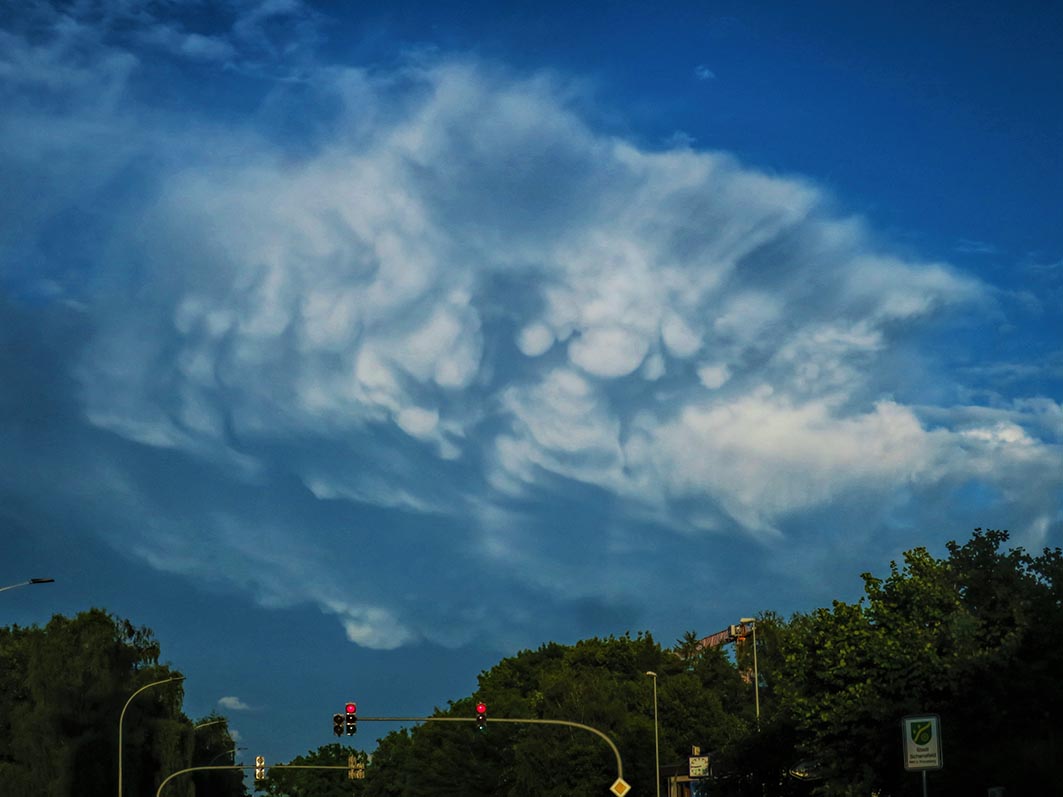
[0,608,243,797]
[365,633,749,797]
[362,727,415,797]
[713,612,804,796]
[258,744,367,797]
[775,529,1063,795]
[192,714,246,797]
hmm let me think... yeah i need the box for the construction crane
[689,620,755,653]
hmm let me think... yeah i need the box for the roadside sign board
[689,755,710,777]
[902,714,943,771]
[610,777,632,795]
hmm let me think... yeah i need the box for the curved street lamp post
[0,577,55,593]
[739,617,760,727]
[646,671,660,797]
[118,675,185,797]
[208,745,245,766]
[193,718,227,731]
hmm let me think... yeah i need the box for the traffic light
[475,701,487,731]
[333,713,344,736]
[254,755,266,781]
[345,701,357,735]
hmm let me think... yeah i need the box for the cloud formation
[218,696,252,711]
[2,2,1059,650]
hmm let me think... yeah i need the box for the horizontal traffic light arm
[161,716,625,796]
[355,716,624,782]
[155,764,356,797]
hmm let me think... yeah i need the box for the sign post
[902,714,942,797]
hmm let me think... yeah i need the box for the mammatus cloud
[2,2,1059,649]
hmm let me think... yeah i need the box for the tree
[258,743,367,797]
[715,612,805,796]
[774,529,1063,795]
[192,714,247,797]
[364,633,749,797]
[0,608,243,797]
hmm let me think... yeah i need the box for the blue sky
[2,0,1060,768]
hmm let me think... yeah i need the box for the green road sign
[902,714,943,771]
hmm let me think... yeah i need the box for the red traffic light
[345,703,357,714]
[476,702,487,715]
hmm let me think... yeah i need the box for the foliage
[774,529,1063,795]
[192,713,247,797]
[0,608,244,797]
[360,530,1062,796]
[257,743,368,797]
[5,529,1058,797]
[363,632,750,797]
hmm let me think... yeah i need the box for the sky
[2,0,1061,771]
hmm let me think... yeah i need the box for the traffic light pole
[356,716,626,783]
[155,764,356,796]
[159,716,625,796]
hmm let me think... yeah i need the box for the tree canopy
[5,529,1059,796]
[255,743,368,797]
[0,608,244,797]
[360,632,751,797]
[353,529,1062,796]
[773,529,1062,794]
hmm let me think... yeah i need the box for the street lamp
[208,745,245,765]
[118,675,185,797]
[739,617,760,727]
[0,577,55,593]
[645,671,660,797]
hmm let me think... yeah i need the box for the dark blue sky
[321,1,1062,249]
[2,0,1060,773]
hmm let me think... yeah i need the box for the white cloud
[2,8,1057,650]
[396,406,440,439]
[697,363,731,390]
[67,60,1045,535]
[661,313,702,358]
[517,322,555,356]
[325,601,417,650]
[139,25,237,62]
[642,396,941,533]
[960,422,1035,447]
[568,325,650,377]
[218,696,252,711]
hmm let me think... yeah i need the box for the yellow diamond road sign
[610,777,632,795]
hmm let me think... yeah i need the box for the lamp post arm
[157,764,356,797]
[0,578,55,593]
[752,622,760,726]
[118,675,185,797]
